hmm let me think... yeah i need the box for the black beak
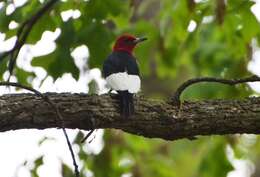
[133,37,147,44]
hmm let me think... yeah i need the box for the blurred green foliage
[1,0,260,176]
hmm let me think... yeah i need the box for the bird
[103,34,147,118]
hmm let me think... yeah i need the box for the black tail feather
[118,91,134,118]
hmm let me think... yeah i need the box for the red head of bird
[113,34,147,54]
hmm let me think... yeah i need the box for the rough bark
[0,93,260,141]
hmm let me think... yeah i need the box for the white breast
[105,72,141,93]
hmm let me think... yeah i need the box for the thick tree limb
[1,93,260,141]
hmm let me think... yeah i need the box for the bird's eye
[124,38,133,44]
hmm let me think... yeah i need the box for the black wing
[103,51,140,78]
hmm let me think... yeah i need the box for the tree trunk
[0,93,260,141]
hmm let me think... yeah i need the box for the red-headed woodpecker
[103,34,147,118]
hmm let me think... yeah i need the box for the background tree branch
[0,0,59,78]
[171,75,260,108]
[1,93,260,141]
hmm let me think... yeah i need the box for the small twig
[0,0,59,79]
[0,82,42,95]
[172,75,260,108]
[88,130,97,144]
[81,130,95,143]
[0,82,80,177]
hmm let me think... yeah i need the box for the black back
[103,51,140,78]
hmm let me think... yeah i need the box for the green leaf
[15,67,36,86]
[0,0,41,37]
[38,136,56,146]
[73,131,85,144]
[241,10,260,42]
[31,20,79,80]
[197,138,233,177]
[82,0,126,20]
[62,163,75,177]
[0,57,8,80]
[26,12,61,44]
[30,156,43,177]
[31,46,79,80]
[76,20,114,68]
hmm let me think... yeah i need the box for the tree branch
[0,0,59,78]
[1,93,260,141]
[172,75,260,108]
[0,82,79,177]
